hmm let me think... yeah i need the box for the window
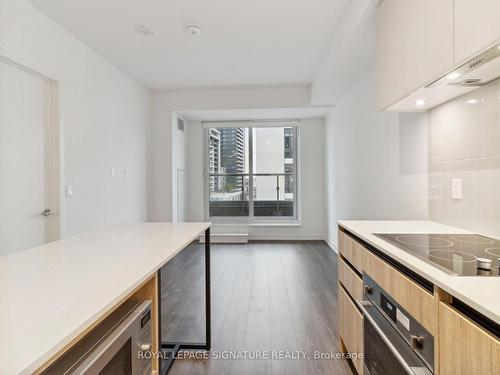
[205,122,298,221]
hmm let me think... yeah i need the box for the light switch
[110,167,116,178]
[123,168,129,177]
[66,185,73,198]
[452,178,462,200]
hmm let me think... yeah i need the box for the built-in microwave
[42,300,152,375]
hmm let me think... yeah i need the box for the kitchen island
[0,222,210,375]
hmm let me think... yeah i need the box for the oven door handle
[357,300,422,375]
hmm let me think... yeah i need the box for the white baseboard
[199,233,329,243]
[324,237,338,253]
[248,234,326,241]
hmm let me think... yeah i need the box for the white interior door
[0,59,59,256]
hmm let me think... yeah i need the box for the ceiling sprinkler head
[134,25,154,36]
[186,24,201,37]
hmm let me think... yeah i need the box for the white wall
[183,117,326,240]
[325,66,429,249]
[151,86,310,222]
[311,0,376,106]
[0,0,151,237]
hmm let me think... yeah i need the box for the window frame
[202,120,301,225]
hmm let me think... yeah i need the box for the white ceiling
[27,0,350,90]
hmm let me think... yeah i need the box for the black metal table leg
[204,227,211,350]
[158,227,211,375]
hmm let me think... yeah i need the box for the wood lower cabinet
[338,284,363,374]
[338,257,363,302]
[362,249,436,335]
[338,230,364,273]
[439,302,500,375]
[338,226,500,375]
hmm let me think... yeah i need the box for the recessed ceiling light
[497,45,500,50]
[465,98,478,104]
[447,72,461,80]
[134,25,154,36]
[415,99,425,106]
[186,24,201,37]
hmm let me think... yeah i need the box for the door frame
[0,54,61,242]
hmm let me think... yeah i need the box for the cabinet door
[338,257,363,301]
[376,0,454,110]
[376,0,405,110]
[439,302,500,375]
[455,0,500,64]
[338,230,364,273]
[403,0,454,92]
[338,285,363,374]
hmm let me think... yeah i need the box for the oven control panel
[138,306,152,375]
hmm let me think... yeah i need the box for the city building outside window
[205,122,298,221]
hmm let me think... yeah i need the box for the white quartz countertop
[338,220,500,325]
[0,222,210,375]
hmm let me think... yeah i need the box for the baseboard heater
[199,233,248,244]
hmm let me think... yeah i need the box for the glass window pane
[253,127,294,174]
[207,125,296,219]
[208,127,250,217]
[209,127,249,175]
[209,175,249,216]
[252,127,296,217]
[254,175,294,217]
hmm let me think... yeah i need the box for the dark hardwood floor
[160,241,354,375]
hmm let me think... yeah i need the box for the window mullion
[293,126,298,220]
[248,128,254,219]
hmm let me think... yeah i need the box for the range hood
[387,43,500,111]
[427,44,500,89]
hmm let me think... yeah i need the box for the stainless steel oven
[358,273,434,375]
[43,300,153,375]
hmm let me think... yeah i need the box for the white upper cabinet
[376,0,500,111]
[376,0,454,110]
[454,0,500,64]
[402,0,454,94]
[375,0,405,111]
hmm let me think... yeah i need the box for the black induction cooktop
[374,234,500,276]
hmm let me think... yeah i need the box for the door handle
[41,209,55,217]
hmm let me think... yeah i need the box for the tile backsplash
[429,78,500,238]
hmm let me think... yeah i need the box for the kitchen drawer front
[439,302,500,375]
[338,229,364,273]
[338,284,363,375]
[362,250,436,335]
[338,257,363,302]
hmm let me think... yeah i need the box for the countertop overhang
[0,222,210,375]
[337,220,500,325]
